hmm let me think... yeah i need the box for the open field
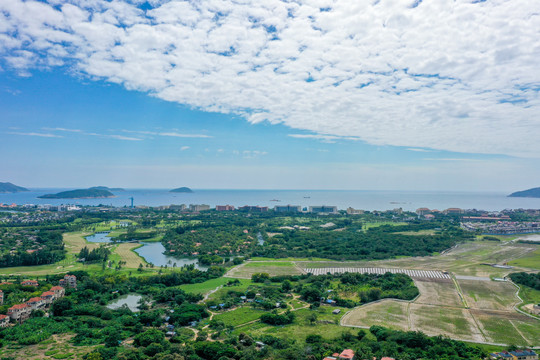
[341,278,540,346]
[214,307,267,327]
[233,307,356,340]
[0,334,95,360]
[410,303,484,342]
[341,300,410,331]
[509,246,540,269]
[179,278,252,295]
[295,240,539,278]
[459,280,518,311]
[414,279,463,307]
[225,260,303,278]
[111,243,147,268]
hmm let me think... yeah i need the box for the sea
[2,188,540,212]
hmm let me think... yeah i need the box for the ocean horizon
[2,188,540,212]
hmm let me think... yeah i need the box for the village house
[59,274,77,289]
[40,291,55,305]
[21,280,39,287]
[323,349,355,360]
[50,286,66,298]
[26,297,44,311]
[7,303,31,323]
[0,314,9,327]
[491,350,538,360]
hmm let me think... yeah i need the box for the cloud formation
[1,0,539,156]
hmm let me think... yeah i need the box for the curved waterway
[133,242,208,270]
[84,233,209,270]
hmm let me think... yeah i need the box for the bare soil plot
[409,304,484,343]
[459,280,519,311]
[414,279,463,307]
[340,299,409,331]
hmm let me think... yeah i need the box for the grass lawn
[509,246,540,269]
[179,278,252,295]
[214,306,267,327]
[394,229,437,236]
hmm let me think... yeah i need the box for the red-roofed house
[26,297,44,310]
[21,280,39,287]
[41,291,55,305]
[50,286,65,298]
[0,314,9,327]
[339,349,355,359]
[381,358,396,360]
[59,274,77,289]
[8,303,30,322]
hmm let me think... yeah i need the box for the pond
[257,232,265,245]
[134,242,209,270]
[86,232,112,243]
[106,294,143,312]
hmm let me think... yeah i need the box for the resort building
[238,206,269,212]
[40,291,55,305]
[274,205,301,213]
[216,205,235,211]
[59,274,77,289]
[416,208,431,216]
[25,297,44,311]
[444,208,464,214]
[189,204,210,212]
[309,206,338,214]
[21,280,39,287]
[7,303,31,323]
[346,207,364,215]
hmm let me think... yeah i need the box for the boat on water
[270,199,280,202]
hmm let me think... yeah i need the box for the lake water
[3,188,540,211]
[106,294,143,312]
[86,232,112,243]
[134,242,208,270]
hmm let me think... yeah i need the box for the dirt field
[414,279,463,307]
[0,334,94,360]
[459,280,519,311]
[341,299,410,331]
[340,277,540,346]
[409,304,485,342]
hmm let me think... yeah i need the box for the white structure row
[304,267,451,279]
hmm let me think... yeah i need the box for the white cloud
[8,131,63,138]
[406,148,433,153]
[1,0,540,157]
[180,146,190,151]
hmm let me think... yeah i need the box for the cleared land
[460,280,518,311]
[225,260,303,279]
[341,299,410,331]
[341,278,539,346]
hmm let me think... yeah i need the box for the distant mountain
[90,186,125,192]
[38,188,115,199]
[508,187,540,198]
[170,187,193,193]
[0,182,29,193]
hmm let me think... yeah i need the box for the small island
[0,182,29,193]
[90,186,125,192]
[38,188,115,199]
[508,187,540,198]
[170,187,193,193]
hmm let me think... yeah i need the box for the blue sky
[1,0,539,191]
